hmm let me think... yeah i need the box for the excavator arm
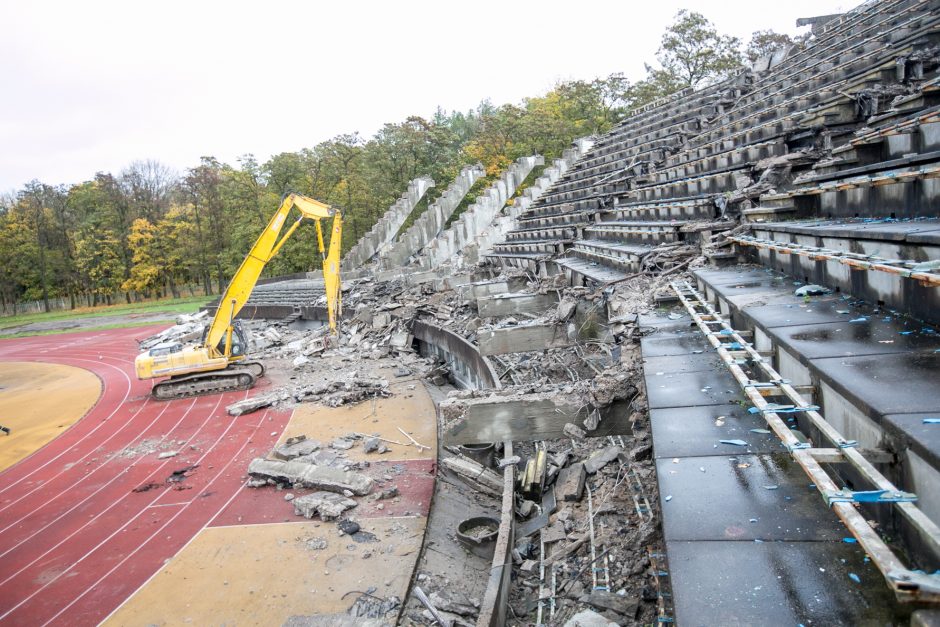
[205,192,343,358]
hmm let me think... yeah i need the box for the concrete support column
[379,164,486,270]
[342,176,434,268]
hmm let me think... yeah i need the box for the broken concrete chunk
[330,437,354,450]
[556,463,586,502]
[557,298,578,322]
[563,423,586,440]
[389,331,413,349]
[292,491,357,521]
[263,327,283,343]
[563,609,620,627]
[292,355,310,369]
[247,458,373,495]
[226,394,277,416]
[580,590,639,618]
[157,450,179,459]
[273,435,321,461]
[583,446,622,474]
[363,437,380,453]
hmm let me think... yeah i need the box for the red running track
[0,326,291,626]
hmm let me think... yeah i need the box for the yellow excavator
[135,193,343,400]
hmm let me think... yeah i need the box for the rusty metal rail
[730,234,940,287]
[671,279,940,603]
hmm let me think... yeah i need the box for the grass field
[0,295,211,339]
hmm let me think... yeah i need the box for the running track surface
[0,326,291,626]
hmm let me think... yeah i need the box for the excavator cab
[199,321,249,358]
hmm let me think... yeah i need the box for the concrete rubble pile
[138,310,208,350]
[246,433,407,524]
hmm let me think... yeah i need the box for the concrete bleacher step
[585,220,686,245]
[568,239,651,273]
[555,255,629,285]
[691,265,940,566]
[739,218,940,323]
[639,311,904,624]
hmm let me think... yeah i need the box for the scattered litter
[750,429,771,434]
[763,485,779,490]
[848,573,861,584]
[794,284,831,297]
[664,495,673,502]
[924,419,940,424]
[719,439,748,446]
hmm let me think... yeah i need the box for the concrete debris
[226,394,279,416]
[363,437,381,453]
[563,609,621,627]
[273,435,321,460]
[139,322,204,350]
[583,446,623,474]
[441,456,503,496]
[157,450,179,459]
[557,463,586,502]
[292,491,357,520]
[247,458,374,495]
[175,310,208,325]
[564,423,586,439]
[330,437,354,451]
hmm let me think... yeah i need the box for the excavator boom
[135,193,343,399]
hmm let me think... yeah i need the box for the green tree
[745,30,798,63]
[650,10,743,89]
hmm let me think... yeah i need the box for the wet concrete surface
[640,332,711,357]
[666,539,902,625]
[650,404,783,458]
[771,319,940,361]
[885,413,940,470]
[643,352,725,376]
[646,368,744,410]
[812,350,940,418]
[658,453,845,542]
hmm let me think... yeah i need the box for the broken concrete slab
[226,394,277,416]
[476,292,559,317]
[583,445,622,474]
[247,458,373,496]
[580,590,639,618]
[273,435,321,461]
[563,609,620,627]
[556,463,586,502]
[478,324,574,356]
[292,491,358,521]
[442,394,589,444]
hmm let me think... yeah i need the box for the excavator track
[152,367,259,401]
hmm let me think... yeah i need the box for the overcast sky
[0,0,853,193]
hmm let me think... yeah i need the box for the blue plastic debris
[899,331,914,336]
[750,428,772,434]
[848,573,861,584]
[843,537,857,544]
[719,439,748,446]
[924,419,940,424]
[849,317,868,323]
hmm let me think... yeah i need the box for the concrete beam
[379,164,485,270]
[447,398,586,443]
[343,176,434,268]
[477,292,559,317]
[442,394,635,444]
[478,324,572,356]
[461,277,528,300]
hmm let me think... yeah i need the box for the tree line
[0,12,803,312]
